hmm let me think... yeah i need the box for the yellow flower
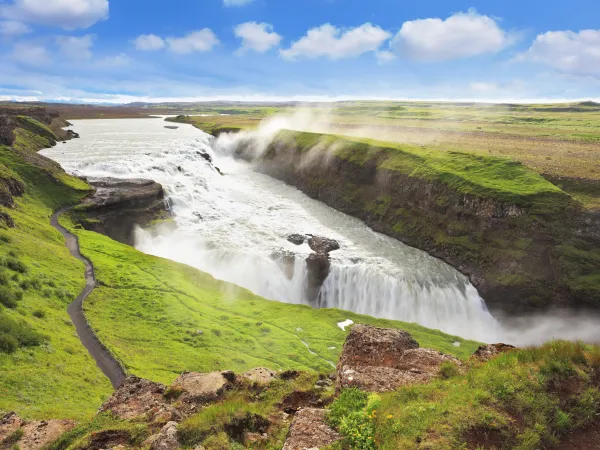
[387,414,393,419]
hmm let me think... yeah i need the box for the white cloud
[1,0,109,30]
[133,34,165,51]
[518,30,600,76]
[234,22,281,54]
[281,23,391,60]
[0,20,30,36]
[166,29,219,54]
[11,42,50,66]
[96,53,130,67]
[391,9,510,61]
[470,82,498,92]
[375,50,396,64]
[56,34,94,60]
[223,0,254,6]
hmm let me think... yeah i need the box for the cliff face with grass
[229,130,600,314]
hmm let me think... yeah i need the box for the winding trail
[51,207,126,389]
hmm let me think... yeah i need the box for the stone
[98,376,180,423]
[171,371,234,405]
[0,412,77,450]
[337,324,419,371]
[241,368,277,385]
[336,325,461,392]
[150,421,179,450]
[472,343,516,361]
[307,236,340,254]
[287,234,306,245]
[282,408,341,450]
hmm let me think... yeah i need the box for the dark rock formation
[77,177,169,246]
[336,325,461,392]
[305,252,331,304]
[308,235,340,254]
[287,233,305,245]
[282,408,341,450]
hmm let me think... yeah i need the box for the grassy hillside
[65,216,480,385]
[0,139,113,420]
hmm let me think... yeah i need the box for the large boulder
[307,235,340,254]
[241,368,277,386]
[282,408,341,450]
[171,371,235,405]
[336,325,461,392]
[0,412,76,450]
[98,376,180,423]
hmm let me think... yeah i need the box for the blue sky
[1,0,600,103]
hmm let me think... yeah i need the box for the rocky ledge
[76,177,170,245]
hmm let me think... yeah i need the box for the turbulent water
[41,117,600,345]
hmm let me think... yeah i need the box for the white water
[40,118,600,345]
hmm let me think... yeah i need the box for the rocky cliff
[228,130,600,314]
[74,177,170,246]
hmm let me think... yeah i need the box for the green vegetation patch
[0,138,111,419]
[327,341,600,450]
[68,219,480,385]
[274,130,569,209]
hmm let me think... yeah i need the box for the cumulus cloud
[223,0,254,6]
[281,23,391,60]
[375,50,396,64]
[234,22,281,54]
[166,29,219,54]
[11,42,50,66]
[391,9,510,61]
[56,34,94,60]
[517,30,600,76]
[0,20,30,36]
[1,0,109,30]
[133,34,165,51]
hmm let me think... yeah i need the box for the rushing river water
[41,117,600,345]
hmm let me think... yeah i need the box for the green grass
[63,217,479,385]
[274,130,569,210]
[0,144,112,420]
[325,341,600,450]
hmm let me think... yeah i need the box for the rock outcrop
[98,376,180,424]
[336,324,461,392]
[171,371,235,407]
[148,421,180,450]
[286,233,341,304]
[472,343,516,361]
[77,177,169,245]
[282,408,341,450]
[0,412,76,450]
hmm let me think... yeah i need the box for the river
[41,117,600,345]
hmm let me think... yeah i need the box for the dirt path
[51,207,126,389]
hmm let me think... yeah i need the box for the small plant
[32,309,46,319]
[438,361,461,379]
[5,258,27,274]
[3,427,24,445]
[0,286,18,308]
[0,333,18,353]
[164,386,183,401]
[329,389,380,449]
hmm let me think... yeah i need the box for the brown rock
[241,367,277,385]
[98,376,180,423]
[171,371,234,404]
[337,324,419,371]
[150,421,179,450]
[307,235,340,254]
[282,408,341,450]
[472,343,516,361]
[84,429,131,450]
[336,325,460,392]
[0,413,76,450]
